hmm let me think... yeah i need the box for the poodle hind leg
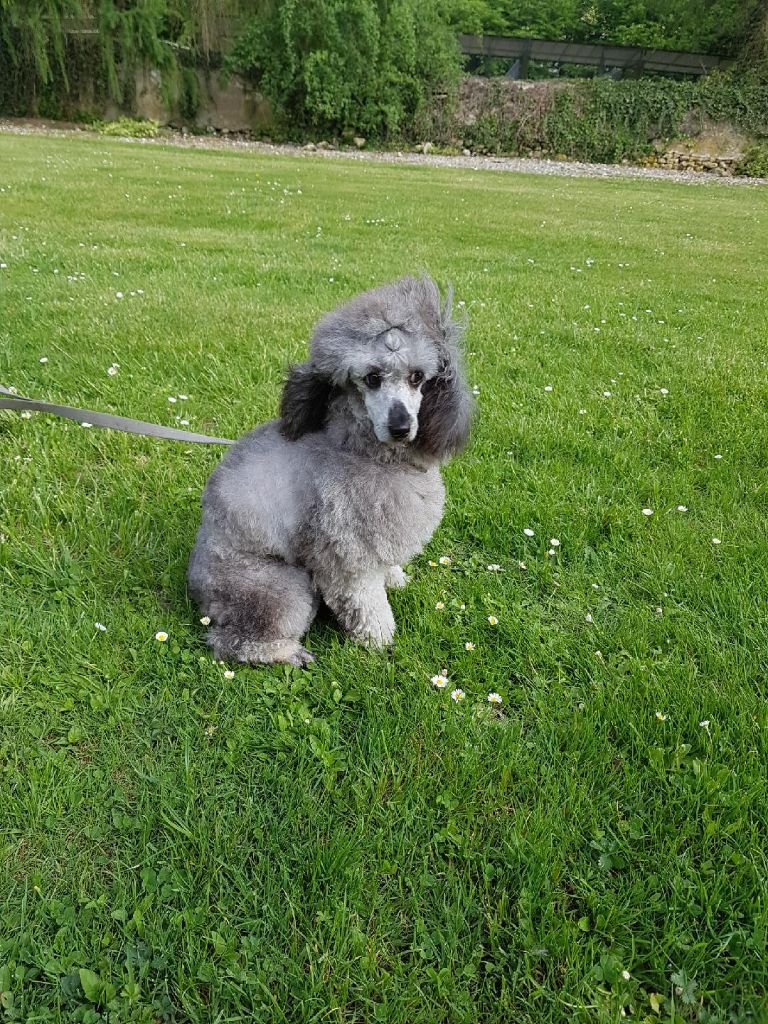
[201,560,319,667]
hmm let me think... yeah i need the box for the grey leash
[0,385,234,445]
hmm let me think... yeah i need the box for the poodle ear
[416,352,473,460]
[415,284,473,460]
[279,361,334,440]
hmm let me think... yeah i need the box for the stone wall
[134,68,271,133]
[450,76,752,176]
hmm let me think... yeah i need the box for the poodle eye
[364,372,382,390]
[409,370,424,387]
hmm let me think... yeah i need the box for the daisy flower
[450,689,466,702]
[549,538,560,547]
[200,616,211,626]
[223,670,235,679]
[464,641,476,651]
[435,601,445,610]
[155,631,169,642]
[655,710,668,721]
[431,674,448,689]
[523,528,534,537]
[487,692,502,704]
[94,622,107,632]
[439,556,451,566]
[642,508,654,517]
[487,615,498,625]
[676,505,688,512]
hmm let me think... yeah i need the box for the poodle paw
[384,565,410,590]
[208,628,312,667]
[350,606,396,648]
[287,646,315,668]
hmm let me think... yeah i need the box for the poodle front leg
[319,572,396,648]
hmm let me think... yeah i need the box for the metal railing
[459,34,732,78]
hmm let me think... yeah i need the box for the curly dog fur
[188,275,473,666]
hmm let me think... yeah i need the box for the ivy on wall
[459,74,768,164]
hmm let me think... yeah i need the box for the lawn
[1,131,768,1023]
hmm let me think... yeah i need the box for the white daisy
[450,689,466,702]
[487,692,503,704]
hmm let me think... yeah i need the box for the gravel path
[2,117,766,187]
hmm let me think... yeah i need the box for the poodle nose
[388,401,412,440]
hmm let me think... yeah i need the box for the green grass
[1,133,768,1024]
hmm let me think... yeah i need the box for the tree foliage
[0,0,765,131]
[443,0,760,57]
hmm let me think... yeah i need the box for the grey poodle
[188,275,473,666]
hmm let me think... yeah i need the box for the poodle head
[280,275,473,460]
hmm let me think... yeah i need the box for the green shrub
[224,0,461,141]
[735,142,768,176]
[98,117,160,138]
